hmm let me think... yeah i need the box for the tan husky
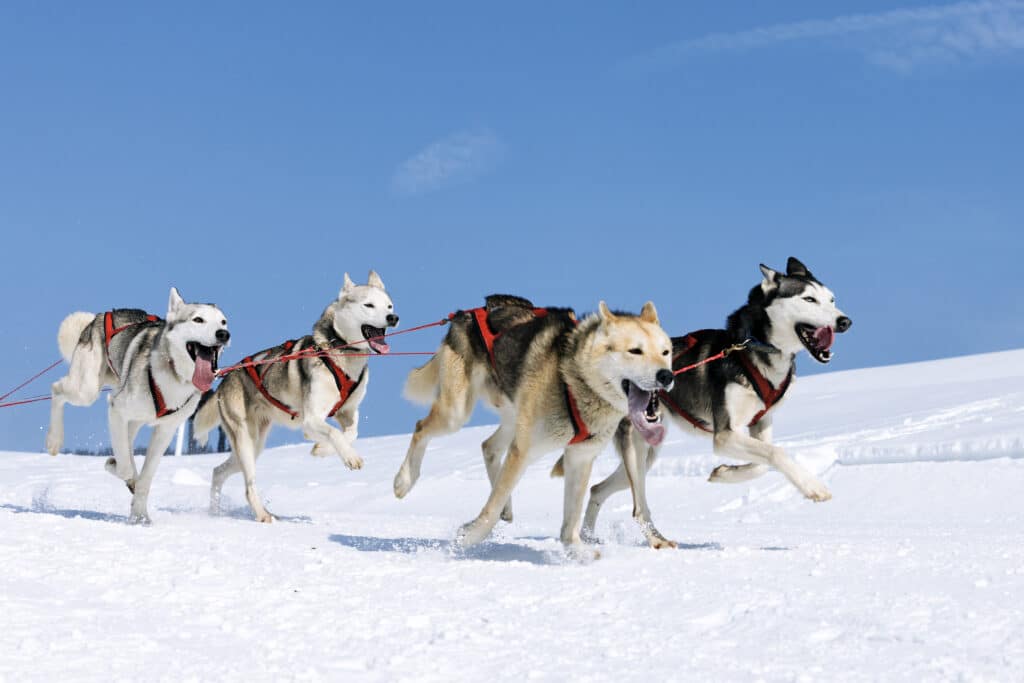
[393,295,674,549]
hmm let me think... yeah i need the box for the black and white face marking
[759,259,851,364]
[333,270,398,354]
[164,287,229,391]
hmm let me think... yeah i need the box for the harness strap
[735,351,793,427]
[321,356,366,418]
[147,368,181,418]
[244,339,300,419]
[104,311,159,377]
[658,389,713,433]
[467,306,550,370]
[564,384,592,445]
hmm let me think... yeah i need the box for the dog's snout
[386,314,399,327]
[656,369,674,389]
[216,329,231,343]
[835,316,851,333]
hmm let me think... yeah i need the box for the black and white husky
[555,257,852,548]
[46,288,230,524]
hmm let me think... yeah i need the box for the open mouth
[186,342,221,392]
[361,325,390,354]
[795,323,834,364]
[622,380,666,446]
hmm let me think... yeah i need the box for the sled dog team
[46,258,851,549]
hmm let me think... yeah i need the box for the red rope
[0,358,63,402]
[215,318,450,377]
[672,342,750,376]
[0,317,451,409]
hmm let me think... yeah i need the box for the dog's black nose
[835,316,851,333]
[216,329,230,343]
[656,369,674,389]
[386,314,399,327]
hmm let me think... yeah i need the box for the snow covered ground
[2,349,1023,681]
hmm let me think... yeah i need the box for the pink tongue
[192,357,215,392]
[369,338,390,354]
[813,326,834,351]
[628,386,666,446]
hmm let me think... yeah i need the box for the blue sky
[1,1,1022,452]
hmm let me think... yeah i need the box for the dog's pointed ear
[639,301,659,325]
[759,264,780,294]
[168,287,185,315]
[339,272,355,299]
[598,301,617,324]
[786,257,812,278]
[367,269,385,289]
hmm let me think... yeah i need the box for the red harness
[103,311,179,418]
[103,311,159,378]
[147,368,182,418]
[658,332,793,432]
[241,339,365,420]
[466,306,591,445]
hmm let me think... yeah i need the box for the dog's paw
[564,545,601,563]
[127,512,151,526]
[708,464,732,483]
[45,429,63,456]
[342,453,364,470]
[254,511,274,523]
[799,477,832,502]
[500,502,513,523]
[393,465,417,499]
[309,441,330,457]
[456,519,491,548]
[648,535,678,550]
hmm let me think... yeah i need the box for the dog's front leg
[126,421,178,524]
[559,441,605,547]
[709,418,772,484]
[105,406,141,489]
[712,428,830,502]
[458,435,532,547]
[302,417,363,470]
[619,425,676,549]
[310,408,357,456]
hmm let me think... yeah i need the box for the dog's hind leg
[46,349,107,456]
[394,353,475,499]
[127,421,177,525]
[234,421,273,523]
[457,434,533,548]
[481,412,516,522]
[210,452,241,515]
[709,419,772,484]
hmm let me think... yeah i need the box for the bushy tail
[192,391,222,447]
[550,455,565,478]
[403,353,441,405]
[57,312,96,363]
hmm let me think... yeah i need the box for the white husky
[46,288,230,523]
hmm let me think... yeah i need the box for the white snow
[2,349,1023,681]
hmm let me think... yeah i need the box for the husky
[555,257,852,548]
[193,271,398,522]
[394,295,674,549]
[45,288,230,524]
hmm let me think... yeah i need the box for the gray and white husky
[193,271,398,522]
[46,288,230,524]
[553,257,852,548]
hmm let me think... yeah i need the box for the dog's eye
[364,303,375,309]
[628,348,643,355]
[193,317,205,324]
[221,320,226,325]
[662,350,670,356]
[802,296,817,304]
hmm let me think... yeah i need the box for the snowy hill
[2,349,1023,681]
